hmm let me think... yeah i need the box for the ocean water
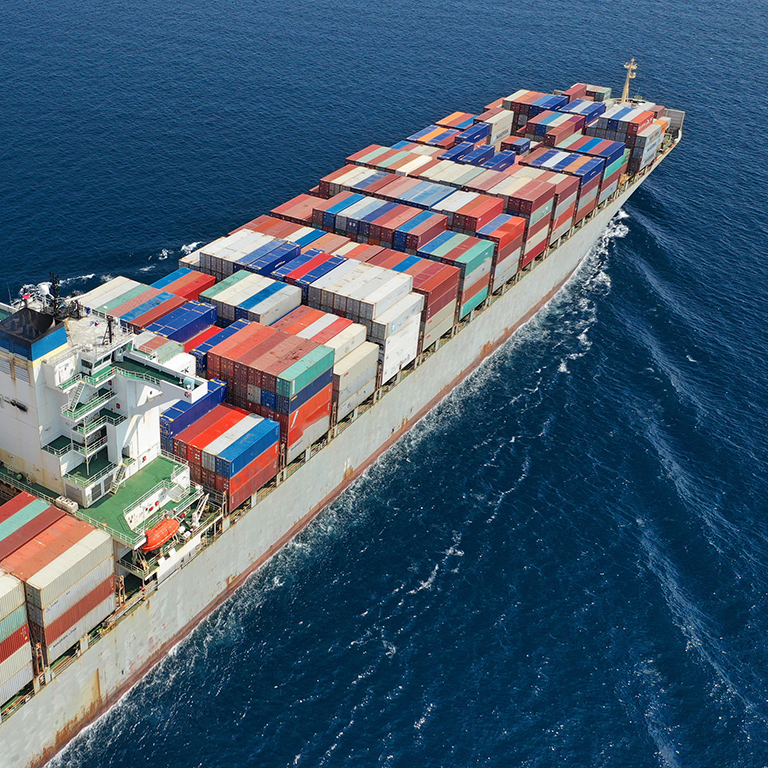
[2,0,767,765]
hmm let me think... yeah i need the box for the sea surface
[2,0,767,765]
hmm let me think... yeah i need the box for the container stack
[516,110,586,146]
[518,148,605,224]
[474,108,516,147]
[436,112,477,131]
[584,105,656,144]
[273,251,349,301]
[474,214,527,290]
[0,509,115,667]
[272,306,378,421]
[585,85,612,102]
[159,378,227,452]
[556,99,607,126]
[199,272,301,325]
[432,190,504,234]
[206,324,335,462]
[145,301,218,343]
[554,134,630,204]
[187,320,250,376]
[271,306,366,363]
[625,120,668,173]
[337,246,460,350]
[501,91,569,130]
[561,83,589,102]
[118,293,187,333]
[416,232,493,317]
[270,193,322,226]
[77,277,155,317]
[484,175,556,266]
[151,268,216,301]
[405,125,460,148]
[197,230,301,281]
[302,261,423,383]
[0,572,33,705]
[172,404,280,510]
[513,168,579,245]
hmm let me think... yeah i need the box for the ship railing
[71,435,109,459]
[42,441,72,457]
[61,390,115,421]
[63,461,117,489]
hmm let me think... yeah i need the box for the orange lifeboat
[141,518,180,553]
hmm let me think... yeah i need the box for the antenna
[622,57,638,103]
[49,271,63,318]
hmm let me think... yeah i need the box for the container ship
[0,71,682,768]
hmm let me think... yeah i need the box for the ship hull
[0,181,644,768]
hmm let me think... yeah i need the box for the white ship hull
[0,175,653,768]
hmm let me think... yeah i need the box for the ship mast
[622,57,638,103]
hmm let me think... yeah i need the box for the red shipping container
[0,516,95,583]
[346,144,388,166]
[400,212,449,251]
[183,325,219,353]
[336,243,384,262]
[0,492,38,523]
[563,83,588,101]
[32,575,114,652]
[110,288,161,319]
[0,624,30,665]
[0,504,65,562]
[271,193,320,225]
[305,233,351,254]
[128,296,186,332]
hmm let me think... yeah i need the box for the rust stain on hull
[27,268,574,768]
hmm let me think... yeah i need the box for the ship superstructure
[0,73,683,768]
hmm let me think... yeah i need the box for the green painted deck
[65,449,112,481]
[79,455,189,547]
[115,359,186,387]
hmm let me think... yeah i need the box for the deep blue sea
[2,0,767,765]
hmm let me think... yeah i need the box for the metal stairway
[109,463,127,494]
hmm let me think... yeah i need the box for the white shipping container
[336,364,378,404]
[311,323,366,363]
[244,286,301,326]
[380,316,421,383]
[337,379,377,422]
[491,255,520,292]
[26,557,113,628]
[41,594,116,666]
[76,276,136,309]
[333,342,379,390]
[0,643,33,685]
[26,529,113,610]
[369,293,424,342]
[201,414,260,470]
[0,659,33,706]
[0,573,25,620]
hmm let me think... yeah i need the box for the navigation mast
[622,57,637,102]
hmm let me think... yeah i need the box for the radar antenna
[622,57,638,103]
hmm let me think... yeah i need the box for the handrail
[42,441,72,457]
[72,435,109,458]
[61,391,115,421]
[64,462,117,488]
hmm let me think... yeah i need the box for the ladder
[109,463,127,494]
[68,381,87,410]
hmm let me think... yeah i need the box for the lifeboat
[141,518,180,553]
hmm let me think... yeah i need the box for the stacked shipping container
[0,496,115,667]
[206,324,335,462]
[173,404,280,510]
[0,572,33,705]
